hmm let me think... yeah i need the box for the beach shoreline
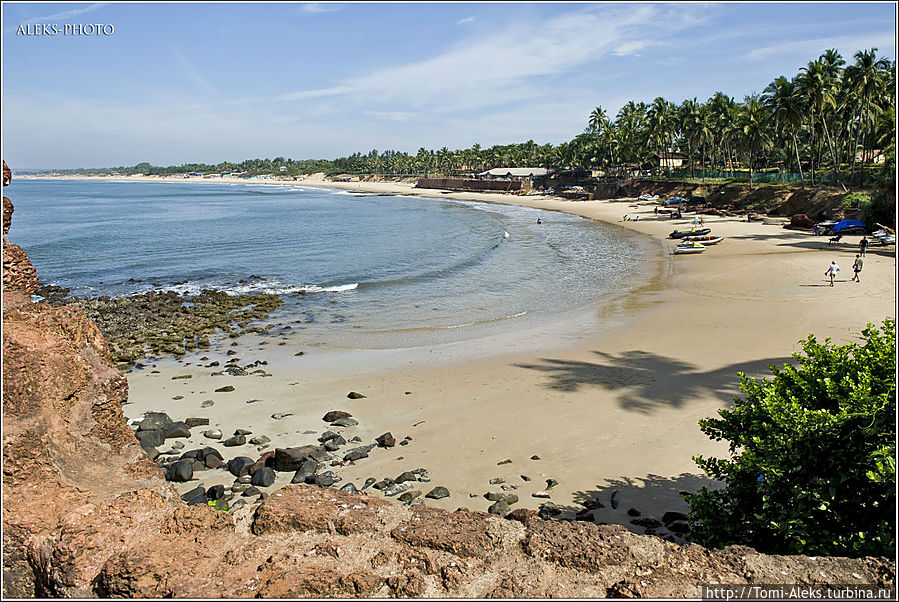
[23,172,896,534]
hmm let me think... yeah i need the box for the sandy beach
[27,173,896,534]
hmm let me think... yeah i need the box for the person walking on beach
[852,254,864,282]
[825,260,840,286]
[860,236,868,256]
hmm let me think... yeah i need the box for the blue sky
[2,2,895,168]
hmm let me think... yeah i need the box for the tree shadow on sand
[548,472,723,545]
[515,350,793,413]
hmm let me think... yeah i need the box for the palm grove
[95,48,894,192]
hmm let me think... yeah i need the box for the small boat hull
[682,235,723,245]
[669,228,711,239]
[673,243,707,254]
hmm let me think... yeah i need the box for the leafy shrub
[685,320,896,557]
[840,192,871,211]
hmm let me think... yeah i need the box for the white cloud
[299,3,341,14]
[363,110,418,122]
[19,2,108,25]
[745,32,896,61]
[278,86,354,101]
[278,4,700,115]
[174,47,216,95]
[457,16,475,25]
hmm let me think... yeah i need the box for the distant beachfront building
[479,167,548,179]
[855,149,885,164]
[649,152,688,169]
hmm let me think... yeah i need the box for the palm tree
[798,54,845,188]
[764,75,806,186]
[588,106,607,134]
[738,95,773,189]
[679,98,702,178]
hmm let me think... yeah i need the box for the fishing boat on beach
[681,235,724,245]
[669,228,711,239]
[673,241,707,254]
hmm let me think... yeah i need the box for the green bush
[685,320,896,557]
[840,192,871,211]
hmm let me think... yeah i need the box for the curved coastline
[24,173,897,527]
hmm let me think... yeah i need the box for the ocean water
[10,179,647,348]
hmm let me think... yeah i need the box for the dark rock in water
[163,421,191,439]
[362,478,377,490]
[520,475,531,482]
[203,429,223,440]
[668,521,689,534]
[184,417,209,428]
[222,435,246,447]
[398,490,422,503]
[249,435,270,446]
[322,410,352,422]
[489,477,505,485]
[136,429,165,448]
[610,490,619,510]
[206,361,220,367]
[206,484,225,500]
[538,502,562,519]
[331,417,359,428]
[165,459,193,482]
[399,440,409,447]
[375,432,396,447]
[242,486,261,498]
[271,413,293,420]
[205,454,224,469]
[530,455,541,460]
[372,478,393,490]
[200,400,215,408]
[180,486,207,506]
[349,436,362,443]
[250,467,275,487]
[531,491,551,499]
[172,374,192,380]
[395,471,417,484]
[214,386,235,393]
[339,483,358,495]
[488,501,512,516]
[138,412,173,432]
[343,445,374,462]
[425,486,450,500]
[346,391,366,399]
[497,459,512,465]
[227,456,256,478]
[545,478,559,490]
[233,428,252,436]
[627,508,641,517]
[631,517,662,529]
[662,511,688,525]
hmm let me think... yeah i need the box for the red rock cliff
[2,163,894,598]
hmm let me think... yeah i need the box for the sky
[1,2,895,169]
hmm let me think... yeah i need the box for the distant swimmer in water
[503,231,510,239]
[537,219,542,224]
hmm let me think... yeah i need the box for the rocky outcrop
[2,162,894,598]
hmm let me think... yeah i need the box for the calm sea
[9,179,647,348]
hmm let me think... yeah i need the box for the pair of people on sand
[825,256,863,286]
